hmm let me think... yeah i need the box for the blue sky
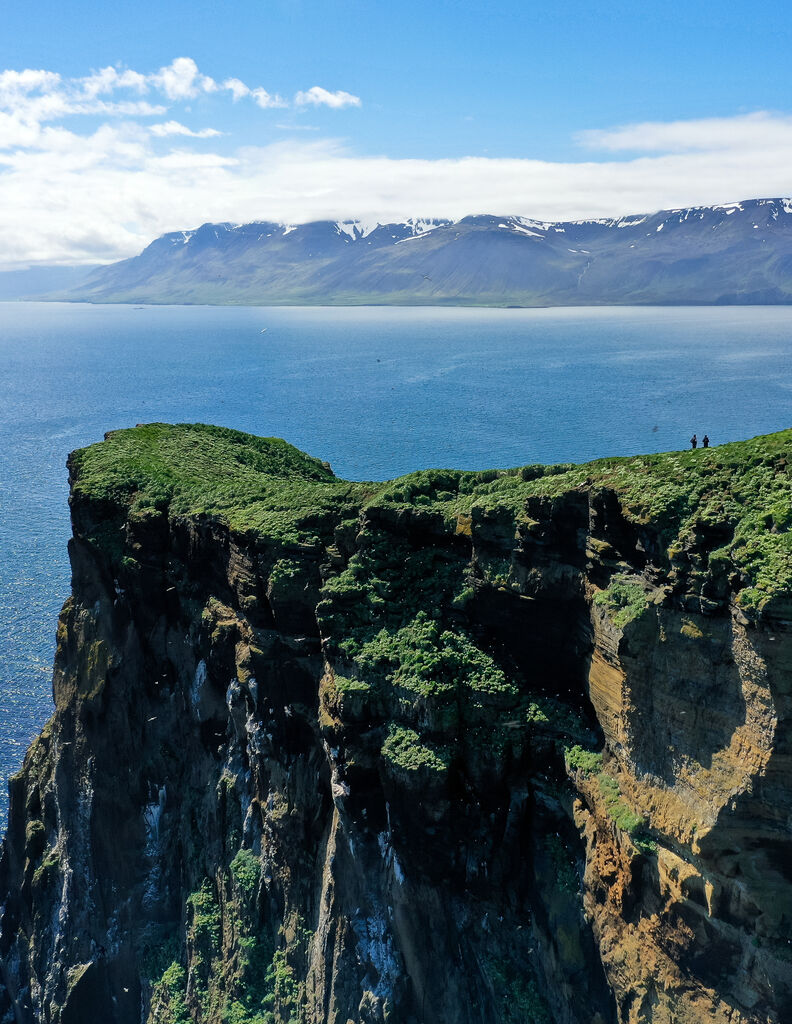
[1,0,792,266]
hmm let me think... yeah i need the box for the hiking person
[703,435,709,448]
[691,434,697,449]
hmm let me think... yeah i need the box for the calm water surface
[2,301,792,826]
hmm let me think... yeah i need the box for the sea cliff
[1,423,790,1024]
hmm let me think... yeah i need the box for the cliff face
[1,423,790,1024]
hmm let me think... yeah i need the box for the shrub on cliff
[564,745,603,777]
[593,575,649,628]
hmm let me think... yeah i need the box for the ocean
[2,301,792,827]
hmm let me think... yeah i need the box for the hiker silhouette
[703,435,709,448]
[690,434,697,449]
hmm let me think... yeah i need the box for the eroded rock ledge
[1,423,790,1024]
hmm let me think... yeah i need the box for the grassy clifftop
[68,422,371,548]
[70,422,792,611]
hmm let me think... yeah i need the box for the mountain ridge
[59,197,792,306]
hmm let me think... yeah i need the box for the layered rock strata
[0,423,790,1024]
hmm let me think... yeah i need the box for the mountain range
[38,197,792,305]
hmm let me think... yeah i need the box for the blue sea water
[2,301,792,827]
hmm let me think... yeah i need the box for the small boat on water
[260,328,267,334]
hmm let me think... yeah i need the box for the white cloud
[294,86,362,109]
[151,57,217,100]
[80,66,148,99]
[577,110,792,153]
[150,120,222,138]
[222,77,250,101]
[275,122,319,132]
[4,118,792,270]
[1,69,791,271]
[0,59,360,134]
[0,68,62,98]
[148,150,237,170]
[0,64,166,125]
[251,87,288,109]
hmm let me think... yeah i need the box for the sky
[1,0,792,267]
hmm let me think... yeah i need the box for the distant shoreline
[8,297,792,310]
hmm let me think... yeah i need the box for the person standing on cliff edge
[703,435,710,448]
[691,434,697,449]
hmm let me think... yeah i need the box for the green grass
[333,674,372,696]
[369,430,792,613]
[71,423,792,612]
[564,749,655,851]
[267,558,304,587]
[31,849,60,889]
[148,874,314,1024]
[69,422,371,548]
[598,774,646,836]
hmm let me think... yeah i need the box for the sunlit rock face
[1,423,790,1024]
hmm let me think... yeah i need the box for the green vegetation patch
[72,424,792,611]
[598,774,646,836]
[382,724,450,774]
[69,422,371,548]
[318,533,468,659]
[486,957,551,1024]
[358,612,516,703]
[564,749,656,852]
[224,915,313,1024]
[316,521,521,761]
[31,849,60,889]
[680,618,704,640]
[152,961,191,1024]
[564,745,603,777]
[230,849,261,901]
[368,429,792,613]
[333,674,372,698]
[188,879,222,944]
[267,558,304,589]
[593,574,649,628]
[153,875,313,1024]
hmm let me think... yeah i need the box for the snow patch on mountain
[336,218,448,242]
[498,217,548,238]
[335,219,382,240]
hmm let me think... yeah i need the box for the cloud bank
[1,57,791,269]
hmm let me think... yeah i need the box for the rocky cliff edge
[1,423,791,1024]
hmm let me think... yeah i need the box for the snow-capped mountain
[62,198,792,306]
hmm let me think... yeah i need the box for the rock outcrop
[1,423,790,1024]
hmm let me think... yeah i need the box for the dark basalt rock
[1,423,790,1024]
